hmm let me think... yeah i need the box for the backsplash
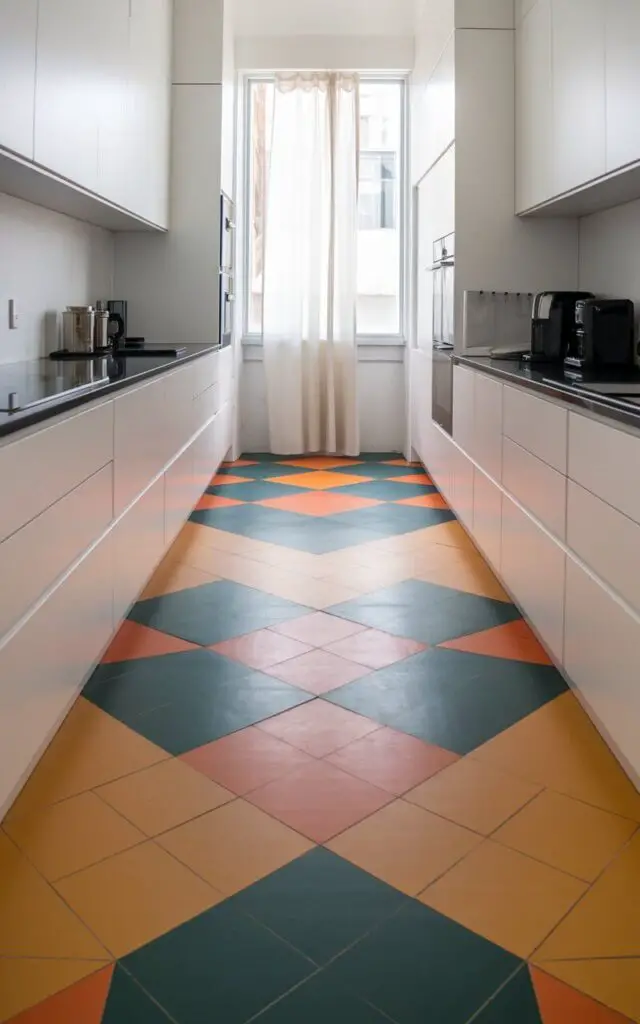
[0,193,115,365]
[579,197,640,327]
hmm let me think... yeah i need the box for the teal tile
[324,902,521,1024]
[329,505,453,532]
[122,903,315,1024]
[192,513,388,553]
[218,463,314,479]
[102,966,173,1023]
[255,971,390,1022]
[229,848,406,965]
[330,463,425,478]
[208,480,308,501]
[331,480,439,500]
[327,646,567,754]
[470,967,542,1023]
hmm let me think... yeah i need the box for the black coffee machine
[524,291,594,364]
[565,298,636,373]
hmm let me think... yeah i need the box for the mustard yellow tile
[320,561,413,594]
[54,841,222,958]
[534,958,640,1023]
[417,555,511,602]
[3,791,145,881]
[420,839,587,958]
[404,757,542,835]
[326,799,482,896]
[156,800,313,895]
[535,831,640,961]
[494,789,638,882]
[471,692,640,821]
[96,759,234,836]
[5,699,170,821]
[141,559,219,599]
[0,958,111,1024]
[418,521,478,551]
[0,833,108,959]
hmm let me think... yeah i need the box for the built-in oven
[431,232,455,434]
[219,191,235,348]
[219,273,234,349]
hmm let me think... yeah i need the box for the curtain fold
[262,72,360,457]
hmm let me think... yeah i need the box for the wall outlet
[8,299,18,330]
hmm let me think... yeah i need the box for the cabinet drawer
[448,442,474,530]
[218,347,234,406]
[114,376,168,516]
[193,352,219,398]
[0,464,113,639]
[164,364,197,454]
[567,480,640,615]
[165,443,197,548]
[502,436,567,540]
[113,477,165,623]
[473,467,502,571]
[452,365,475,454]
[503,384,567,473]
[472,372,503,482]
[194,382,220,432]
[0,401,113,544]
[564,556,640,780]
[568,412,640,525]
[501,493,565,663]
[0,533,113,816]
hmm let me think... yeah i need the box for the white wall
[579,198,640,315]
[234,0,416,36]
[0,194,114,365]
[236,35,414,70]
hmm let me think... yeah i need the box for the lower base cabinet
[112,476,166,624]
[164,444,197,548]
[473,467,502,572]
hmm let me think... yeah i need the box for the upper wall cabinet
[0,0,37,158]
[605,0,640,173]
[516,0,553,212]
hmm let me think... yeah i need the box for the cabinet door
[452,365,475,453]
[448,441,474,530]
[97,0,131,210]
[34,0,102,192]
[112,477,165,623]
[0,0,37,157]
[473,372,503,482]
[516,0,553,211]
[473,467,502,571]
[552,0,606,196]
[605,0,640,173]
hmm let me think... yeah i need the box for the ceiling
[233,0,417,36]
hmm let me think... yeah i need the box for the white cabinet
[423,37,455,174]
[113,376,168,516]
[503,384,568,474]
[96,0,131,211]
[502,436,567,541]
[473,467,502,570]
[165,444,197,548]
[605,0,640,173]
[448,440,474,530]
[0,0,37,158]
[568,412,640,526]
[452,364,475,454]
[551,0,606,196]
[516,0,553,211]
[113,476,166,622]
[472,372,503,482]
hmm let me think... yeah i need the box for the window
[244,76,406,340]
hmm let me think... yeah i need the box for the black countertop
[454,354,640,432]
[0,344,220,439]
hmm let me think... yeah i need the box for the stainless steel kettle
[62,306,96,354]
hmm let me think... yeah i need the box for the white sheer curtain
[261,73,360,456]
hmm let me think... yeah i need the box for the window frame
[241,72,409,346]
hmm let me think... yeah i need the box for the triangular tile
[439,620,552,665]
[101,621,198,663]
[102,967,171,1023]
[531,962,639,1023]
[7,965,113,1023]
[530,966,633,1023]
[472,967,542,1022]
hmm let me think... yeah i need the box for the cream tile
[96,759,234,836]
[534,958,640,1023]
[420,839,587,958]
[417,555,511,602]
[0,959,111,1024]
[320,561,413,594]
[54,841,222,958]
[327,799,482,896]
[157,800,313,895]
[3,791,145,881]
[471,693,640,821]
[405,757,542,835]
[6,699,170,822]
[494,789,638,882]
[141,559,219,599]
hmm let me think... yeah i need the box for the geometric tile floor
[1,455,639,1022]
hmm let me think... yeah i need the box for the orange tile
[181,727,316,796]
[392,473,433,485]
[210,629,312,670]
[256,699,380,757]
[532,959,640,1023]
[395,493,449,509]
[324,629,426,670]
[278,457,365,470]
[221,459,257,468]
[418,555,512,602]
[416,520,478,552]
[54,841,222,958]
[271,612,367,647]
[140,558,220,599]
[195,494,244,511]
[156,800,313,896]
[383,459,425,470]
[0,960,112,1024]
[264,649,373,695]
[327,800,482,896]
[530,966,635,1024]
[95,759,234,836]
[257,492,381,516]
[326,727,459,795]
[420,839,587,958]
[440,619,552,665]
[268,471,372,490]
[210,473,253,486]
[247,759,393,843]
[101,621,198,664]
[8,965,113,1024]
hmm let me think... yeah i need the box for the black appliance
[565,298,636,373]
[433,343,454,435]
[107,300,128,342]
[219,192,235,349]
[431,233,455,435]
[524,291,594,364]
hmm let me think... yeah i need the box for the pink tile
[256,699,381,757]
[271,612,368,647]
[211,629,312,670]
[181,727,315,795]
[265,649,372,695]
[324,629,426,670]
[327,727,460,795]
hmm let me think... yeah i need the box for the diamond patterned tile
[210,629,313,670]
[246,759,393,842]
[100,621,198,663]
[256,699,381,757]
[396,492,449,509]
[326,727,459,795]
[195,493,244,510]
[324,628,426,669]
[279,457,365,470]
[272,611,368,646]
[440,619,553,664]
[210,474,253,486]
[0,960,112,1024]
[530,960,640,1023]
[470,966,543,1024]
[140,559,220,600]
[250,971,392,1022]
[529,965,636,1024]
[101,966,174,1024]
[270,471,373,490]
[258,491,382,516]
[264,648,373,695]
[180,727,316,795]
[6,965,114,1024]
[331,480,443,501]
[208,479,313,502]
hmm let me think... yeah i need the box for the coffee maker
[524,291,594,364]
[565,298,636,373]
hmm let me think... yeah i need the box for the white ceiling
[233,0,417,36]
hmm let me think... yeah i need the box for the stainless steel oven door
[219,273,234,348]
[432,345,453,435]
